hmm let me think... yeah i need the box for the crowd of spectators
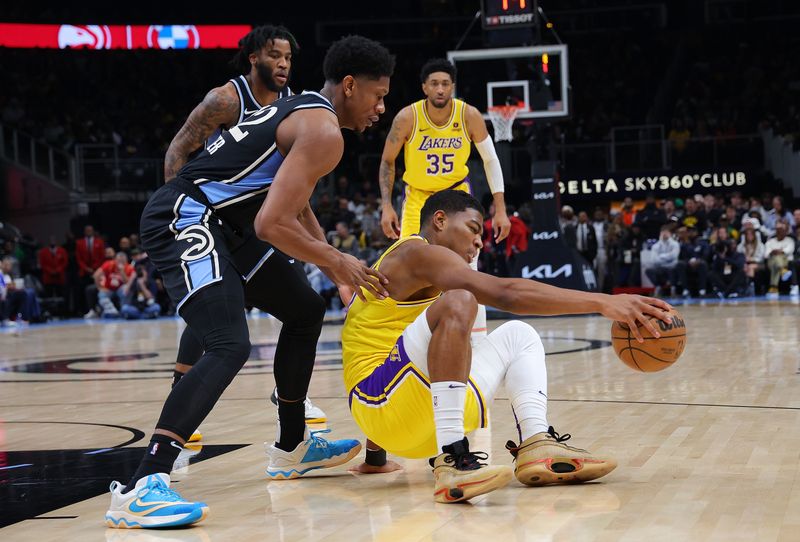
[560,190,800,299]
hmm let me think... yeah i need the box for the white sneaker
[84,309,99,319]
[682,289,690,297]
[265,428,361,479]
[791,285,799,297]
[270,388,328,423]
[105,473,208,528]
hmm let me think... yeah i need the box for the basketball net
[488,105,523,143]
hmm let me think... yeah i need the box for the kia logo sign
[520,264,573,279]
[58,25,111,49]
[533,192,555,200]
[531,231,559,240]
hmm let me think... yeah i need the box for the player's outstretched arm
[379,107,413,239]
[255,110,388,301]
[465,105,511,241]
[409,243,672,341]
[163,85,239,181]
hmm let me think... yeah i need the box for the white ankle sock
[431,381,467,451]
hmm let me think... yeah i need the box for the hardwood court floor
[1,298,799,541]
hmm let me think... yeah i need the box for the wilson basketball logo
[657,315,685,332]
[177,224,215,262]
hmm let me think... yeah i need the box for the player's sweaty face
[443,209,484,263]
[423,72,453,109]
[352,76,389,132]
[254,39,292,92]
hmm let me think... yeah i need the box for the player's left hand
[493,212,512,242]
[348,460,403,474]
[601,294,673,342]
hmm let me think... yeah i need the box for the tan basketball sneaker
[429,437,513,503]
[505,426,617,486]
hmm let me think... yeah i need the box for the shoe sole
[105,506,208,529]
[305,417,327,424]
[434,468,513,503]
[515,457,617,486]
[266,442,362,480]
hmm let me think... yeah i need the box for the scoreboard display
[480,0,537,30]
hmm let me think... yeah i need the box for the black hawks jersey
[206,75,294,145]
[177,91,335,230]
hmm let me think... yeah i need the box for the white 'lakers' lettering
[417,135,463,151]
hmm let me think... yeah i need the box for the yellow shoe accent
[188,429,202,443]
[506,427,617,486]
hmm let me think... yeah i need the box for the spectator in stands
[37,235,68,300]
[737,222,766,296]
[634,193,667,240]
[704,194,724,228]
[617,222,645,287]
[793,209,800,238]
[93,251,135,318]
[620,197,636,226]
[334,175,356,201]
[327,221,360,258]
[118,236,132,258]
[662,199,681,223]
[565,211,598,265]
[559,205,577,231]
[674,226,709,297]
[120,259,161,320]
[681,197,707,232]
[645,226,680,296]
[1,256,41,325]
[75,224,105,316]
[764,221,797,298]
[718,214,739,241]
[592,208,610,292]
[332,197,356,228]
[765,196,795,234]
[708,235,747,298]
[748,196,767,223]
[668,118,691,154]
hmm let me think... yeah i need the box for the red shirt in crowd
[76,235,106,277]
[98,260,134,291]
[38,245,69,285]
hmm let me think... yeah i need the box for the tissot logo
[533,192,554,200]
[531,231,559,240]
[521,264,573,279]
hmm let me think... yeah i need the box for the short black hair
[420,190,484,227]
[420,58,456,84]
[323,35,395,83]
[230,25,299,74]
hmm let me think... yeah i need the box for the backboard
[447,44,569,120]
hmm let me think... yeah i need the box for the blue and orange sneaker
[105,473,208,528]
[265,428,361,479]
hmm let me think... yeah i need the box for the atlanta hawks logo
[177,224,215,262]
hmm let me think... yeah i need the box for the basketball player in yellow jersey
[344,190,673,503]
[379,58,510,345]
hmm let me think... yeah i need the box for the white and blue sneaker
[105,473,208,529]
[266,428,361,480]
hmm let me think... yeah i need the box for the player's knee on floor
[434,289,478,331]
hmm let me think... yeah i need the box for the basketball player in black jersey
[163,25,326,439]
[106,36,395,529]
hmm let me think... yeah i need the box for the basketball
[610,309,687,372]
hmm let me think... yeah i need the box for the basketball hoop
[488,104,525,143]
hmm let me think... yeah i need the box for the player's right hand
[601,294,673,342]
[334,253,389,301]
[381,205,401,240]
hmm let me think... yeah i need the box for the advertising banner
[0,23,250,49]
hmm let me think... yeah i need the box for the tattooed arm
[378,106,413,239]
[163,83,240,181]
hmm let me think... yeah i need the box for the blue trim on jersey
[173,197,208,231]
[197,149,285,207]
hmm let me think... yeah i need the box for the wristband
[365,447,387,467]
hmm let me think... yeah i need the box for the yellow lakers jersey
[402,99,471,192]
[342,236,439,392]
